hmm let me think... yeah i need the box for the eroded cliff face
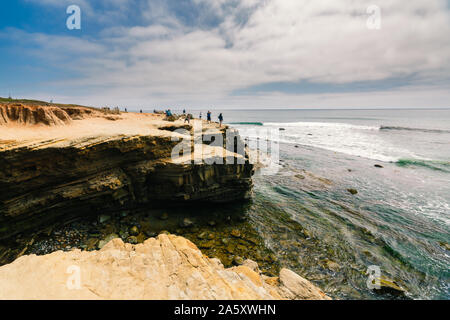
[0,103,97,126]
[0,105,254,240]
[0,234,330,300]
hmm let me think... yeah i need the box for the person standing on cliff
[218,113,223,127]
[207,111,212,123]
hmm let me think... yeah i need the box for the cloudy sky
[1,0,449,109]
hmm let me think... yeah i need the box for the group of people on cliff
[179,109,224,127]
[198,110,224,126]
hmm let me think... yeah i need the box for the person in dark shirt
[207,111,212,123]
[218,113,223,127]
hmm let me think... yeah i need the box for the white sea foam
[237,121,420,163]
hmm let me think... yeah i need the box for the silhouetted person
[207,111,212,123]
[218,113,223,127]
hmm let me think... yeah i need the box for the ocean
[209,108,450,299]
[4,107,448,300]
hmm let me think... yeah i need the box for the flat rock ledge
[0,234,330,300]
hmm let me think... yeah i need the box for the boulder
[0,235,330,300]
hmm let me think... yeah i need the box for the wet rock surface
[0,206,281,277]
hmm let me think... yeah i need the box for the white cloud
[9,0,450,108]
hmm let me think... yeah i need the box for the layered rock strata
[0,104,254,239]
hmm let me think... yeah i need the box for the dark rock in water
[237,215,247,222]
[129,226,139,236]
[180,218,194,228]
[159,213,169,220]
[119,231,129,240]
[307,133,313,136]
[439,241,450,251]
[323,259,340,272]
[233,256,244,266]
[347,169,352,172]
[86,238,98,251]
[279,128,286,131]
[98,234,118,249]
[127,236,138,245]
[347,188,358,195]
[226,244,235,254]
[145,230,157,238]
[231,229,241,238]
[374,164,384,168]
[295,145,299,148]
[198,232,208,240]
[199,241,214,249]
[362,250,373,258]
[136,233,146,244]
[372,277,407,298]
[98,215,111,224]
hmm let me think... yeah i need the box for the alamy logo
[366,5,381,30]
[170,120,280,175]
[66,265,81,290]
[66,5,81,30]
[366,265,381,290]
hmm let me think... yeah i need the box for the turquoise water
[219,109,449,299]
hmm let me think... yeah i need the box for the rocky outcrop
[0,103,98,126]
[0,234,330,300]
[0,107,254,239]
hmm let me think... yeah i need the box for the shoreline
[0,101,328,300]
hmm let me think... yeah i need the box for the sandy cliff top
[0,103,227,155]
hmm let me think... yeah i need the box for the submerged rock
[180,218,194,228]
[233,256,245,266]
[372,277,407,297]
[144,230,157,238]
[231,229,241,238]
[97,234,119,250]
[347,188,358,195]
[127,236,138,245]
[98,215,111,224]
[374,164,384,168]
[439,242,450,251]
[159,213,169,221]
[129,226,139,236]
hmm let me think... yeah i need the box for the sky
[0,0,449,109]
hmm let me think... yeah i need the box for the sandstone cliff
[0,103,254,240]
[0,234,330,300]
